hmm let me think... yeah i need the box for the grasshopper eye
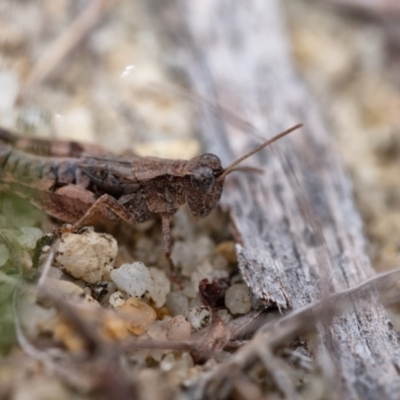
[191,166,215,193]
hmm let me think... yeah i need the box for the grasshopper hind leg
[53,194,183,287]
[54,194,138,234]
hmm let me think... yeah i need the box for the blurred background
[0,0,399,273]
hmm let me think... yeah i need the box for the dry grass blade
[21,0,113,94]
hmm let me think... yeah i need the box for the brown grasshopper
[0,123,301,280]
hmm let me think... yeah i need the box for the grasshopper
[0,124,301,280]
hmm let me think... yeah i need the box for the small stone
[215,241,237,264]
[54,230,117,284]
[111,262,154,298]
[183,285,197,299]
[216,309,233,324]
[149,348,169,364]
[203,358,218,371]
[17,227,43,249]
[198,278,230,309]
[210,253,229,271]
[147,319,170,341]
[146,322,171,361]
[166,292,189,316]
[109,291,125,309]
[115,245,135,266]
[160,353,175,372]
[189,297,203,308]
[190,260,213,290]
[149,267,170,307]
[225,283,251,315]
[154,306,171,319]
[48,279,99,308]
[117,297,156,335]
[103,311,129,341]
[46,266,64,280]
[186,306,210,331]
[171,235,215,277]
[89,281,112,302]
[167,315,191,341]
[54,320,86,352]
[134,237,158,264]
[160,352,194,380]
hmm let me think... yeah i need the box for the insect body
[0,124,301,279]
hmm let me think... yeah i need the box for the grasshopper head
[184,124,303,218]
[184,153,224,218]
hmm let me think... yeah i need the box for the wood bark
[151,1,400,399]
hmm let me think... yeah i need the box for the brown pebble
[215,241,237,264]
[53,320,86,353]
[199,278,230,309]
[155,306,171,320]
[103,312,129,341]
[118,297,157,335]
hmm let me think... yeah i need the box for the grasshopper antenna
[217,123,303,182]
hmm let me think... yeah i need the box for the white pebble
[160,353,175,372]
[54,230,117,284]
[186,306,210,331]
[110,262,154,298]
[149,267,170,307]
[109,291,125,309]
[166,292,189,316]
[216,309,233,324]
[171,235,215,277]
[225,283,251,315]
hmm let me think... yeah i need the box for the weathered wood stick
[152,1,400,398]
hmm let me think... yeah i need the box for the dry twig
[21,0,113,94]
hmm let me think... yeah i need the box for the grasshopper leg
[54,194,134,233]
[161,213,182,289]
